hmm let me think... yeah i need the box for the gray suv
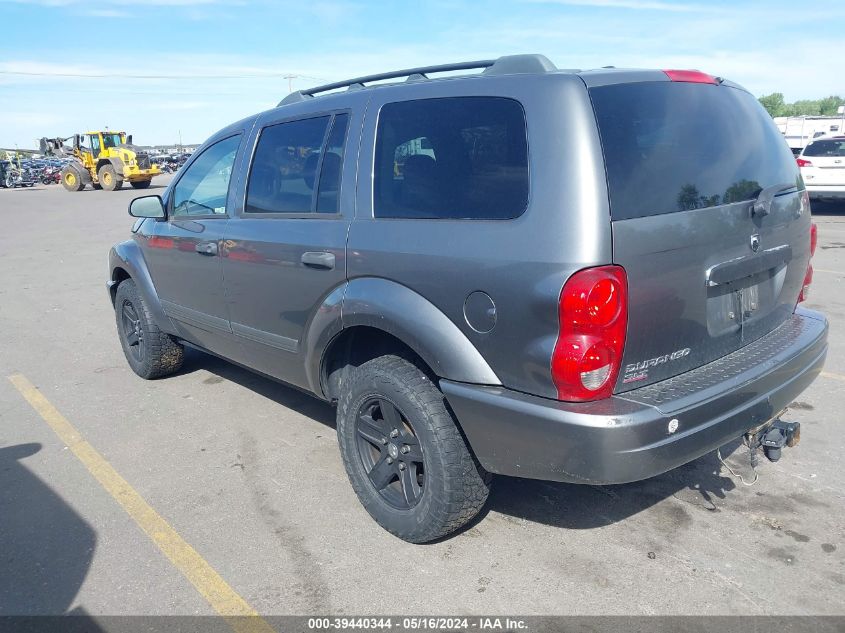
[109,55,828,543]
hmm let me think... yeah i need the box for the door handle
[301,251,335,270]
[195,241,218,256]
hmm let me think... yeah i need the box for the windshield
[102,133,123,148]
[590,82,800,220]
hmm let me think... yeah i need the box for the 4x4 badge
[750,234,760,252]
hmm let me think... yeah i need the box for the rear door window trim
[239,109,351,220]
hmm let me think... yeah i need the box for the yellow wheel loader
[40,131,160,192]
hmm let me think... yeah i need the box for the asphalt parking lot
[0,179,843,619]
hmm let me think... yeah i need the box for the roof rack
[278,54,557,106]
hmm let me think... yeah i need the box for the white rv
[774,115,844,154]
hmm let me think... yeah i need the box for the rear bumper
[443,308,828,484]
[806,184,845,199]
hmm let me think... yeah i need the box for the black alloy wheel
[355,397,425,509]
[120,299,144,362]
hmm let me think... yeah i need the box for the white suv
[798,136,845,200]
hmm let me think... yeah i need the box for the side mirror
[129,195,166,219]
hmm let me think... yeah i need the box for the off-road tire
[61,166,85,192]
[114,278,184,379]
[336,355,491,543]
[130,179,152,190]
[98,164,124,191]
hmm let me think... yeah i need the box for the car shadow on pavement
[483,442,741,532]
[180,349,337,427]
[181,349,747,534]
[810,200,845,215]
[0,442,97,615]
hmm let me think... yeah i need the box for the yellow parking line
[814,268,844,275]
[821,371,845,383]
[8,373,275,633]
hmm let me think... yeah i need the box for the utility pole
[178,130,183,154]
[284,74,296,93]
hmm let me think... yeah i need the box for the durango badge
[623,348,691,383]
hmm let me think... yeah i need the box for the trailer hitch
[752,419,801,463]
[718,417,801,486]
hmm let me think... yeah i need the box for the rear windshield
[803,139,845,157]
[590,82,799,221]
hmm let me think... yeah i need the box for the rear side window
[246,113,349,215]
[374,97,528,220]
[590,82,799,220]
[803,139,845,157]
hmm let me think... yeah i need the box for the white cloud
[524,0,714,12]
[83,8,131,17]
[0,0,225,6]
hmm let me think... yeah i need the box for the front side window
[245,116,332,214]
[172,135,240,217]
[374,97,529,220]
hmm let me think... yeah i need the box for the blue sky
[1,0,843,149]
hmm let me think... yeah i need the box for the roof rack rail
[278,54,557,106]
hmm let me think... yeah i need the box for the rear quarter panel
[348,73,612,398]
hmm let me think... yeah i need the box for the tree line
[758,93,844,118]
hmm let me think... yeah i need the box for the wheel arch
[98,157,124,177]
[310,277,501,401]
[109,240,172,332]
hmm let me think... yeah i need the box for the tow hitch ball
[747,420,801,464]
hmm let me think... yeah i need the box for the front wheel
[98,164,123,191]
[336,355,491,543]
[114,279,184,379]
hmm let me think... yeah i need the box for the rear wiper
[752,182,797,217]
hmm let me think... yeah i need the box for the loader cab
[102,132,125,150]
[85,131,126,158]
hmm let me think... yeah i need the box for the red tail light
[663,69,718,84]
[810,221,818,257]
[798,217,817,303]
[796,157,813,168]
[552,266,628,402]
[798,265,814,303]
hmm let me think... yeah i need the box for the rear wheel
[336,355,491,543]
[98,164,123,191]
[60,166,85,192]
[130,179,152,190]
[114,278,184,379]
